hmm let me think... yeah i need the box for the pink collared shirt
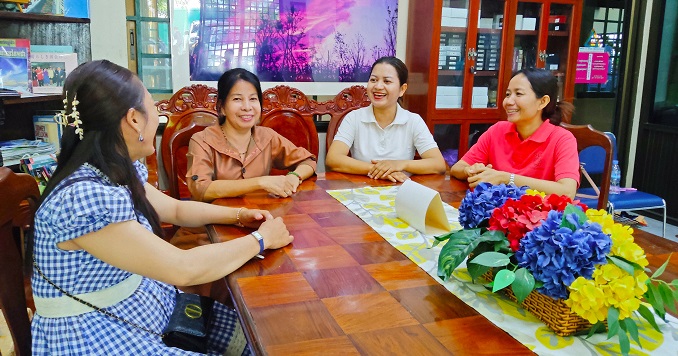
[461,120,580,185]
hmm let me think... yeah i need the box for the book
[34,112,63,153]
[26,0,90,19]
[0,38,32,91]
[21,154,58,191]
[30,45,74,53]
[0,139,56,166]
[30,52,77,94]
[0,46,32,95]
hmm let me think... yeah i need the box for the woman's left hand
[238,208,274,228]
[467,168,508,188]
[369,160,405,179]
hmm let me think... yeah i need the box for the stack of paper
[0,139,56,166]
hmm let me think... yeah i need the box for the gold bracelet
[236,207,244,226]
[286,171,302,183]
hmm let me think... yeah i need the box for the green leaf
[651,254,672,279]
[512,268,536,304]
[434,229,459,242]
[586,322,606,339]
[636,304,660,332]
[617,327,630,356]
[607,307,620,340]
[608,255,642,276]
[470,251,511,267]
[670,279,678,288]
[436,228,483,280]
[492,238,511,253]
[560,204,587,230]
[467,263,491,282]
[437,229,508,280]
[658,283,677,314]
[647,283,666,319]
[492,269,515,293]
[622,318,641,349]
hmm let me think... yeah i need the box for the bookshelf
[0,11,91,149]
[405,0,582,165]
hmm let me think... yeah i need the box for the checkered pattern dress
[31,162,248,355]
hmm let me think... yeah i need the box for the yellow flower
[585,209,649,267]
[568,263,650,322]
[566,277,608,324]
[526,189,545,197]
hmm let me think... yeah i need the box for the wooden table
[207,172,678,355]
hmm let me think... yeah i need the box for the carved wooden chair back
[260,85,320,157]
[324,85,371,150]
[167,122,215,200]
[154,84,219,199]
[0,168,40,356]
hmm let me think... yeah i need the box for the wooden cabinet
[0,12,91,151]
[405,0,582,165]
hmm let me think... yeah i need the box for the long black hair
[216,68,263,125]
[39,60,163,238]
[512,67,574,125]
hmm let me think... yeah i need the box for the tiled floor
[634,215,678,243]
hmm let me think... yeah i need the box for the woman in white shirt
[326,56,446,182]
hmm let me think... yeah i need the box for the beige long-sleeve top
[186,125,317,201]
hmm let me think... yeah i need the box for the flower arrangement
[437,182,678,355]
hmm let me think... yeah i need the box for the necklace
[221,127,252,159]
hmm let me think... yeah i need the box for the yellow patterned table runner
[328,186,678,356]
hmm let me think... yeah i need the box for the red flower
[488,193,585,252]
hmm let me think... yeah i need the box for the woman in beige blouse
[187,68,316,202]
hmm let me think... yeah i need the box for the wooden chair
[167,121,215,200]
[153,84,219,200]
[0,168,40,356]
[324,85,371,150]
[561,123,613,210]
[261,85,320,158]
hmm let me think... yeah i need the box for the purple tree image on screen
[189,0,397,82]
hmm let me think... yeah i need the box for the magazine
[0,38,32,92]
[0,46,31,95]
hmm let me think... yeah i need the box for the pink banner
[575,48,609,84]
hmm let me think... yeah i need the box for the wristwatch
[251,230,265,254]
[508,173,515,186]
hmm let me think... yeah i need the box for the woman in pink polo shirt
[450,68,580,197]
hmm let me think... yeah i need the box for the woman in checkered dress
[30,60,294,355]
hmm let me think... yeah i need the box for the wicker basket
[481,270,602,336]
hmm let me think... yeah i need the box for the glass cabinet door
[471,0,506,109]
[436,0,469,110]
[514,1,542,70]
[546,3,573,102]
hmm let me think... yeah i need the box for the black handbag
[162,291,215,353]
[34,257,216,353]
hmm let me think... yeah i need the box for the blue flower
[458,182,527,229]
[515,210,611,300]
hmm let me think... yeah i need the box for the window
[584,4,624,94]
[126,0,173,93]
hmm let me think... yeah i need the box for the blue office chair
[575,131,667,237]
